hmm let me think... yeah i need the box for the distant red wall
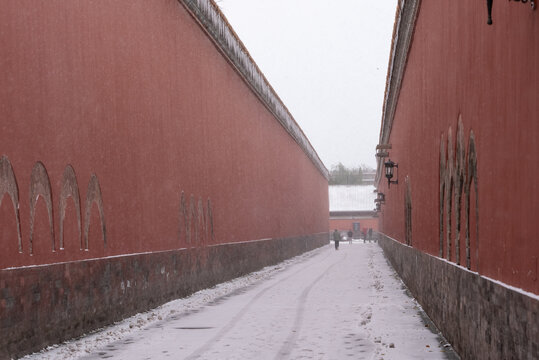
[329,218,378,233]
[379,1,538,293]
[0,0,328,269]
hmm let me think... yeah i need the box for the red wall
[0,0,329,268]
[329,218,379,233]
[379,1,538,294]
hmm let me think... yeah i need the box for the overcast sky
[217,0,397,170]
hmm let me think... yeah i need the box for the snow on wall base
[0,233,328,359]
[378,233,538,360]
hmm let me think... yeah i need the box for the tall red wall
[379,1,538,294]
[0,0,329,269]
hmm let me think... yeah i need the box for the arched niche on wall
[29,161,55,254]
[83,174,107,250]
[0,155,22,253]
[59,164,82,250]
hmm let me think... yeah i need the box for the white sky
[25,244,455,359]
[217,0,398,169]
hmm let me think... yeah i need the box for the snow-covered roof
[329,185,377,212]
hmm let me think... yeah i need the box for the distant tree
[329,163,372,185]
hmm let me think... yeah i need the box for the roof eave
[375,0,422,187]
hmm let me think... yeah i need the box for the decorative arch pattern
[454,118,466,265]
[444,127,454,261]
[179,191,190,244]
[83,174,106,249]
[190,194,197,244]
[439,134,445,257]
[197,196,206,244]
[465,131,479,270]
[0,155,22,252]
[440,118,478,270]
[0,156,106,259]
[207,198,214,241]
[59,165,82,250]
[29,161,55,254]
[179,190,214,246]
[404,176,412,246]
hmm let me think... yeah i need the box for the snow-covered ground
[24,242,458,360]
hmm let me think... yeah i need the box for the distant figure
[368,228,373,241]
[362,227,368,243]
[347,230,353,244]
[332,229,341,250]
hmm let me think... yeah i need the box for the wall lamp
[384,159,399,188]
[513,0,536,9]
[374,202,382,212]
[375,192,385,204]
[487,0,536,25]
[376,144,391,158]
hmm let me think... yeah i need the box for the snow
[390,232,539,302]
[23,242,457,360]
[329,185,377,212]
[482,275,539,301]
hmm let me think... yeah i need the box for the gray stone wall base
[0,233,328,359]
[378,233,538,360]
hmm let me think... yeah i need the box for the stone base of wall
[0,233,328,359]
[378,233,538,360]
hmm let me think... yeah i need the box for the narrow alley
[26,243,457,360]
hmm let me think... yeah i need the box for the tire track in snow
[275,252,346,359]
[184,250,334,359]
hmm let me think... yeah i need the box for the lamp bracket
[489,0,537,25]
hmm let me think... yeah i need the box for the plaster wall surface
[378,0,538,294]
[0,0,329,268]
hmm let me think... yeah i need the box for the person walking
[347,229,353,244]
[362,227,367,243]
[332,229,341,250]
